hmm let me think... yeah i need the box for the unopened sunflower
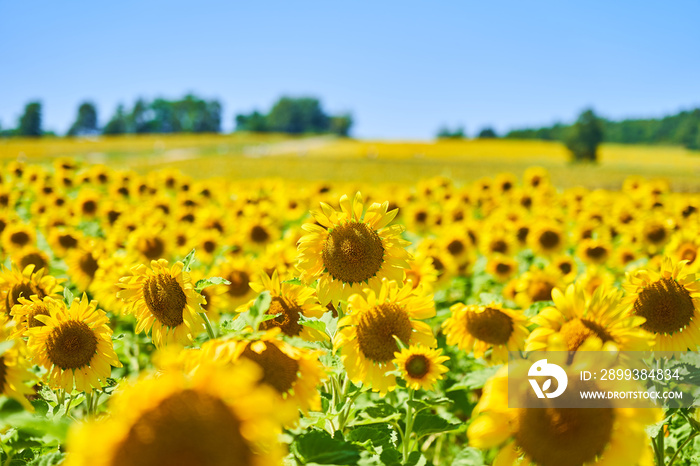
[622,258,700,351]
[468,366,659,466]
[27,294,121,392]
[526,283,653,352]
[443,302,528,363]
[334,280,436,395]
[393,345,449,391]
[238,270,327,341]
[64,362,285,466]
[117,259,205,347]
[297,192,411,306]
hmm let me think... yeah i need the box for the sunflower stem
[652,426,665,466]
[403,388,415,462]
[668,431,698,466]
[63,392,73,417]
[200,313,216,340]
[85,391,92,416]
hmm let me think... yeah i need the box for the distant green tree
[565,109,604,162]
[235,111,269,132]
[436,126,465,139]
[103,104,128,135]
[267,97,330,134]
[130,98,152,133]
[67,101,99,136]
[330,114,353,137]
[477,127,497,139]
[17,101,42,137]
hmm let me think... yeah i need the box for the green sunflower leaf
[291,429,361,465]
[63,287,74,306]
[298,315,326,334]
[195,276,231,292]
[447,365,501,392]
[411,412,460,439]
[249,291,271,319]
[451,447,485,465]
[181,248,196,272]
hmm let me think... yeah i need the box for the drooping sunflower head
[443,302,529,363]
[334,280,436,394]
[64,362,286,466]
[0,264,63,316]
[26,294,121,392]
[393,345,449,391]
[117,259,205,347]
[297,193,411,306]
[622,258,700,351]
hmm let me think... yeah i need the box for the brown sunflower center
[10,231,30,247]
[495,262,513,275]
[203,240,216,253]
[250,225,270,243]
[447,239,465,256]
[226,270,250,297]
[58,234,78,249]
[27,303,51,328]
[634,278,695,335]
[585,246,608,260]
[322,222,384,285]
[259,297,303,337]
[142,274,187,328]
[6,282,44,314]
[79,253,99,279]
[356,303,412,363]
[490,240,508,254]
[82,200,97,215]
[139,237,165,260]
[112,390,253,466]
[405,354,430,379]
[241,342,299,394]
[538,230,561,250]
[645,225,667,244]
[679,244,697,264]
[559,318,613,351]
[46,320,97,370]
[517,226,529,244]
[516,406,614,466]
[20,253,47,272]
[529,279,555,302]
[558,261,573,275]
[465,307,513,345]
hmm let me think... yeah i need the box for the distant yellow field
[2,134,699,190]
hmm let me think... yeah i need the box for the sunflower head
[393,345,449,391]
[297,193,411,306]
[0,264,63,316]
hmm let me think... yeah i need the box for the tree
[17,101,42,137]
[103,104,128,135]
[330,114,353,137]
[235,111,269,132]
[477,127,497,139]
[267,97,330,134]
[436,126,465,139]
[67,101,99,136]
[565,109,604,162]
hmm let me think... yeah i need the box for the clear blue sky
[1,1,699,139]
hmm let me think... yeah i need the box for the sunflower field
[2,157,700,466]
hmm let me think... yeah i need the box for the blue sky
[1,1,698,139]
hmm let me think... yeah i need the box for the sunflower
[27,294,121,392]
[639,215,673,253]
[90,252,136,315]
[0,313,36,410]
[64,362,285,466]
[0,264,63,316]
[404,250,439,292]
[529,221,565,256]
[526,283,653,352]
[334,280,435,395]
[211,258,257,309]
[65,243,104,292]
[185,331,325,423]
[514,267,563,308]
[479,229,517,257]
[665,230,700,273]
[1,223,36,254]
[547,255,578,283]
[622,258,700,351]
[297,192,411,306]
[9,295,64,338]
[117,259,205,347]
[576,238,612,265]
[393,345,449,391]
[468,365,660,466]
[237,270,327,341]
[443,302,528,363]
[47,226,84,258]
[486,254,518,282]
[12,247,50,273]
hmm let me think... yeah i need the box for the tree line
[504,108,700,151]
[0,95,353,138]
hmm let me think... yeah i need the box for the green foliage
[17,102,42,137]
[564,109,604,162]
[67,101,98,136]
[436,125,466,139]
[291,430,361,465]
[102,104,128,135]
[477,127,497,139]
[235,96,353,136]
